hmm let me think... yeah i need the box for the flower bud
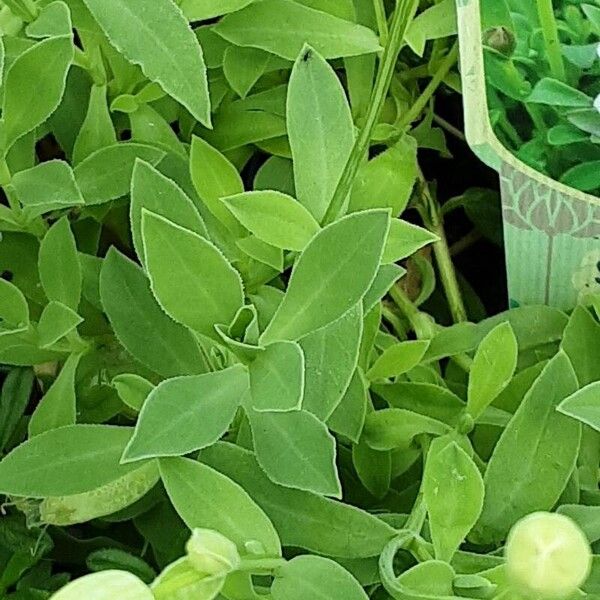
[185,528,241,576]
[505,512,592,600]
[151,558,224,600]
[50,570,154,600]
[483,27,516,56]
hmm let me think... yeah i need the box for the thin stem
[432,113,466,142]
[388,285,435,339]
[450,229,482,256]
[396,42,459,133]
[536,0,565,80]
[416,171,468,323]
[322,0,419,225]
[373,0,389,45]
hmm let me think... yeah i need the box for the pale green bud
[50,570,153,600]
[505,512,592,600]
[151,557,224,600]
[186,528,241,576]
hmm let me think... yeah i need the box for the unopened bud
[186,528,241,576]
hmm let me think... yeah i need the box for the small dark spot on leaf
[1,271,13,282]
[302,49,312,62]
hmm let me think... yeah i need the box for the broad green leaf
[557,505,600,544]
[367,340,430,381]
[3,35,73,150]
[28,352,81,437]
[558,382,600,431]
[74,143,165,205]
[201,442,395,557]
[223,190,320,251]
[474,352,581,544]
[349,136,418,215]
[249,342,304,412]
[288,45,354,221]
[248,408,341,497]
[236,235,283,271]
[72,84,116,164]
[301,304,362,420]
[179,0,254,21]
[38,217,82,310]
[362,264,406,313]
[272,556,368,600]
[142,211,244,339]
[0,424,145,497]
[130,104,188,159]
[382,220,439,264]
[214,0,381,60]
[51,571,154,600]
[561,161,600,192]
[0,279,29,330]
[190,136,245,237]
[85,549,156,583]
[405,0,457,56]
[11,160,84,218]
[467,322,518,420]
[424,439,484,562]
[123,365,248,461]
[261,210,389,343]
[363,408,450,451]
[159,456,281,555]
[37,301,83,348]
[100,248,206,378]
[81,0,210,125]
[352,440,391,499]
[130,160,207,265]
[25,1,72,38]
[528,78,592,107]
[327,370,368,443]
[393,561,456,597]
[254,156,295,196]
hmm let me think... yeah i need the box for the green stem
[536,0,565,80]
[388,285,435,339]
[416,171,468,324]
[322,0,419,225]
[373,0,389,45]
[396,42,458,133]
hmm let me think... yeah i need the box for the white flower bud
[505,512,592,600]
[594,93,600,113]
[186,528,241,576]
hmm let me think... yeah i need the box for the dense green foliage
[0,0,597,599]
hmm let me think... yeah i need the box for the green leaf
[0,279,29,330]
[288,45,354,221]
[272,556,368,600]
[112,374,154,413]
[528,78,593,107]
[224,190,320,251]
[474,352,581,544]
[72,84,117,164]
[352,440,391,499]
[100,248,206,378]
[38,217,82,310]
[363,408,449,451]
[424,439,484,562]
[0,368,33,452]
[236,235,283,271]
[557,382,600,431]
[560,161,600,192]
[261,210,389,343]
[362,264,406,313]
[25,1,72,38]
[367,340,430,381]
[28,352,81,437]
[81,0,210,125]
[51,571,154,600]
[159,456,281,555]
[74,143,164,205]
[214,0,381,60]
[248,408,341,497]
[189,135,245,237]
[382,220,438,264]
[179,0,254,21]
[123,365,248,461]
[201,442,395,558]
[300,303,362,420]
[557,504,600,544]
[11,160,84,218]
[406,0,457,56]
[349,136,418,215]
[142,211,244,340]
[3,36,73,150]
[0,425,146,497]
[37,301,83,348]
[131,160,207,265]
[327,370,368,443]
[249,341,304,412]
[467,322,518,420]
